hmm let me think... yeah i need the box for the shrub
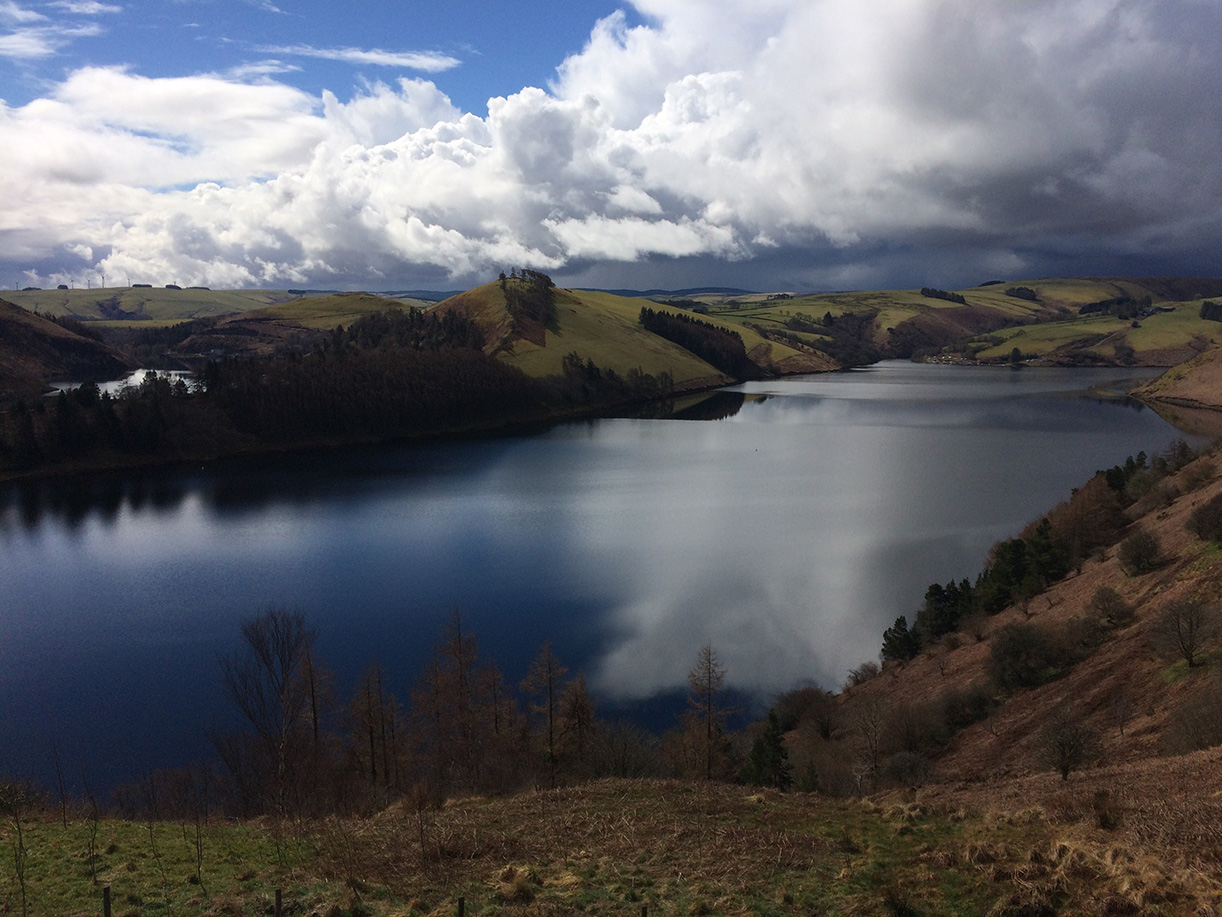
[1162,688,1222,754]
[880,751,931,788]
[1090,586,1136,629]
[844,660,880,688]
[939,683,994,732]
[1040,710,1098,780]
[1062,615,1107,652]
[1180,459,1215,493]
[1117,529,1161,575]
[1152,598,1217,668]
[988,622,1066,690]
[774,686,838,739]
[884,702,946,755]
[1187,493,1222,544]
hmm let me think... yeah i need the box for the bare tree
[1,780,35,917]
[686,644,732,781]
[558,673,597,779]
[521,641,568,789]
[1153,598,1217,668]
[851,694,887,788]
[218,606,317,816]
[1040,709,1098,781]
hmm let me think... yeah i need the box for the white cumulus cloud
[4,0,1222,290]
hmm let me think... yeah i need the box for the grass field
[1,288,292,322]
[974,301,1222,361]
[258,292,432,329]
[6,778,1203,916]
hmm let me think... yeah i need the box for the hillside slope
[810,434,1222,879]
[684,277,1222,367]
[0,299,136,400]
[434,281,833,390]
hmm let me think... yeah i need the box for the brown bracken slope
[0,298,135,402]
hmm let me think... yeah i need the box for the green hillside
[254,291,430,328]
[433,281,832,391]
[1,287,432,327]
[7,276,1222,380]
[667,277,1222,366]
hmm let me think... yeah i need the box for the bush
[939,683,994,731]
[884,702,946,755]
[1180,459,1215,493]
[1117,529,1161,575]
[773,686,837,738]
[1162,688,1222,754]
[1152,598,1217,668]
[879,751,931,788]
[988,622,1066,690]
[1187,493,1222,544]
[1090,586,1136,629]
[844,660,880,688]
[1040,710,1098,780]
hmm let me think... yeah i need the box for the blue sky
[2,0,1220,292]
[0,1,638,116]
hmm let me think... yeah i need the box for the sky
[1,0,1220,293]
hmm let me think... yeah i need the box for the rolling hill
[432,281,833,391]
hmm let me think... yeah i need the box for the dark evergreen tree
[740,710,792,790]
[881,615,920,661]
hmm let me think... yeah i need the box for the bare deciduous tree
[521,641,568,789]
[218,605,317,816]
[687,644,732,781]
[1153,598,1217,668]
[1040,709,1098,781]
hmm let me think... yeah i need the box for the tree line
[638,306,762,380]
[500,268,558,332]
[0,302,676,476]
[919,288,967,305]
[880,439,1204,663]
[90,609,787,822]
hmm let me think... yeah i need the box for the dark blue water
[0,363,1197,792]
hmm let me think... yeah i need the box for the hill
[0,287,434,326]
[0,299,135,401]
[433,280,833,390]
[693,276,1222,366]
[7,275,1222,378]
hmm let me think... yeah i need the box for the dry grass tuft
[961,840,1009,866]
[495,864,540,902]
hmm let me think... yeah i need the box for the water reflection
[0,362,1203,792]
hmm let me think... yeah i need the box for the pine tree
[741,710,792,790]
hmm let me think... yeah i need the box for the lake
[0,362,1200,793]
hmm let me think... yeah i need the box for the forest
[637,306,761,380]
[0,300,674,477]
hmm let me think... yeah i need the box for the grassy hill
[433,281,833,391]
[0,287,432,327]
[660,277,1222,366]
[7,276,1222,381]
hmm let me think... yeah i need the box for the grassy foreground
[4,778,1217,916]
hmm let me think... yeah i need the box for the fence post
[457,895,465,916]
[275,887,283,917]
[103,886,111,917]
